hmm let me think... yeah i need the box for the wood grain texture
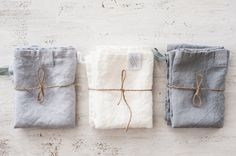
[0,0,236,155]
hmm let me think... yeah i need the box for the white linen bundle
[86,46,154,130]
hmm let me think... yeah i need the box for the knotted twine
[168,73,224,107]
[88,69,152,132]
[15,66,78,103]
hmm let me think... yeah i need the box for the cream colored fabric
[86,46,154,129]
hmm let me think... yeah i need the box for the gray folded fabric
[166,44,229,128]
[13,46,77,128]
[0,67,8,75]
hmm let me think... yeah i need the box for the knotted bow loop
[116,70,132,132]
[15,66,77,104]
[192,74,203,107]
[117,70,127,105]
[37,66,46,103]
[167,73,224,107]
[120,69,126,89]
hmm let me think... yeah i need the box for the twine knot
[116,70,132,132]
[37,66,46,103]
[167,73,224,107]
[192,74,203,107]
[14,66,77,104]
[88,69,152,132]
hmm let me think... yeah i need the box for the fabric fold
[165,44,229,128]
[86,46,154,130]
[13,46,77,128]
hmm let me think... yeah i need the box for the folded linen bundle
[86,46,154,130]
[13,46,77,128]
[165,44,229,128]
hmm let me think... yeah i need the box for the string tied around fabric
[168,73,225,107]
[37,66,46,103]
[14,66,79,103]
[116,70,132,132]
[88,69,152,132]
[192,74,203,107]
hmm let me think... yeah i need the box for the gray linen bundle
[13,46,77,128]
[165,44,229,128]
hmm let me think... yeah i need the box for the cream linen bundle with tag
[86,46,154,131]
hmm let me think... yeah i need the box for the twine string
[168,73,224,107]
[116,70,132,132]
[37,66,46,103]
[14,66,77,103]
[88,69,152,132]
[192,74,203,107]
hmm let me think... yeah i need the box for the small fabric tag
[214,51,227,66]
[40,48,54,67]
[128,53,142,70]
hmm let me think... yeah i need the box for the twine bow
[37,66,46,103]
[116,70,132,132]
[15,66,77,103]
[192,74,203,107]
[168,73,224,107]
[89,69,152,132]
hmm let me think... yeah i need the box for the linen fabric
[13,46,77,128]
[86,46,154,129]
[166,44,229,128]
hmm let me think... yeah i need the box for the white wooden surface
[0,0,236,155]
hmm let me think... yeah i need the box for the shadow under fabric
[86,46,154,131]
[13,46,77,128]
[165,44,230,128]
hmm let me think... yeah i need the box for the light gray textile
[166,44,229,128]
[0,67,8,75]
[13,46,77,128]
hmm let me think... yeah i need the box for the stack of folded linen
[86,46,154,130]
[13,46,77,128]
[165,44,229,128]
